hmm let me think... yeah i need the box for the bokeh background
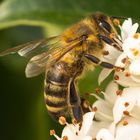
[0,0,140,140]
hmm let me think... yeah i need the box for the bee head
[91,12,113,34]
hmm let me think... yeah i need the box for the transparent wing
[0,36,59,57]
[25,38,82,77]
[0,35,83,78]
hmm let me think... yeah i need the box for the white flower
[114,70,140,87]
[115,117,140,140]
[92,81,118,122]
[61,111,111,139]
[96,128,114,140]
[51,81,140,140]
[96,117,140,140]
[115,32,140,86]
[93,82,140,125]
[120,18,138,41]
[114,18,140,86]
[99,18,140,87]
[57,81,119,140]
[92,82,140,139]
[61,112,94,140]
[113,86,140,124]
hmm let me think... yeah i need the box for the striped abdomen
[44,62,70,120]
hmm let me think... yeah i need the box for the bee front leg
[84,54,124,70]
[69,79,83,124]
[98,34,123,51]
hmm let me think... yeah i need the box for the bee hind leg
[69,79,83,124]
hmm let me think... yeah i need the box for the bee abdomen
[46,107,68,120]
[44,73,69,120]
[45,85,67,108]
[47,68,70,86]
[44,83,68,120]
[45,97,66,107]
[44,62,71,120]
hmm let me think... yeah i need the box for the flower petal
[115,117,140,140]
[129,59,140,75]
[122,34,140,60]
[103,43,121,63]
[96,128,114,140]
[61,124,78,140]
[98,69,112,85]
[113,87,140,123]
[87,121,111,138]
[92,100,113,122]
[114,71,140,87]
[113,97,135,124]
[122,87,140,105]
[131,105,140,121]
[104,81,119,105]
[131,75,140,83]
[130,23,139,35]
[121,18,132,40]
[115,53,127,67]
[81,136,93,140]
[80,112,95,135]
[121,18,138,40]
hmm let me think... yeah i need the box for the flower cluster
[99,18,140,87]
[50,18,140,140]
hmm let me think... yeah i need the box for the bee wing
[0,36,59,57]
[0,35,83,78]
[25,38,82,78]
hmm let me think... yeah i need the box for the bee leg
[84,54,113,68]
[69,79,83,123]
[98,34,113,44]
[110,16,128,20]
[98,34,123,51]
[80,98,91,113]
[84,54,124,70]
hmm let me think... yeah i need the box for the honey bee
[0,12,123,124]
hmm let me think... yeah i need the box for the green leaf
[0,0,85,29]
[0,0,140,30]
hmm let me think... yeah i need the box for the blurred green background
[0,0,140,140]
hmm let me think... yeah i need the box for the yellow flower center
[133,33,139,39]
[130,48,139,56]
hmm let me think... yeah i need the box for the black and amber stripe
[44,62,70,120]
[44,83,68,120]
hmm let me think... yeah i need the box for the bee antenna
[110,16,128,20]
